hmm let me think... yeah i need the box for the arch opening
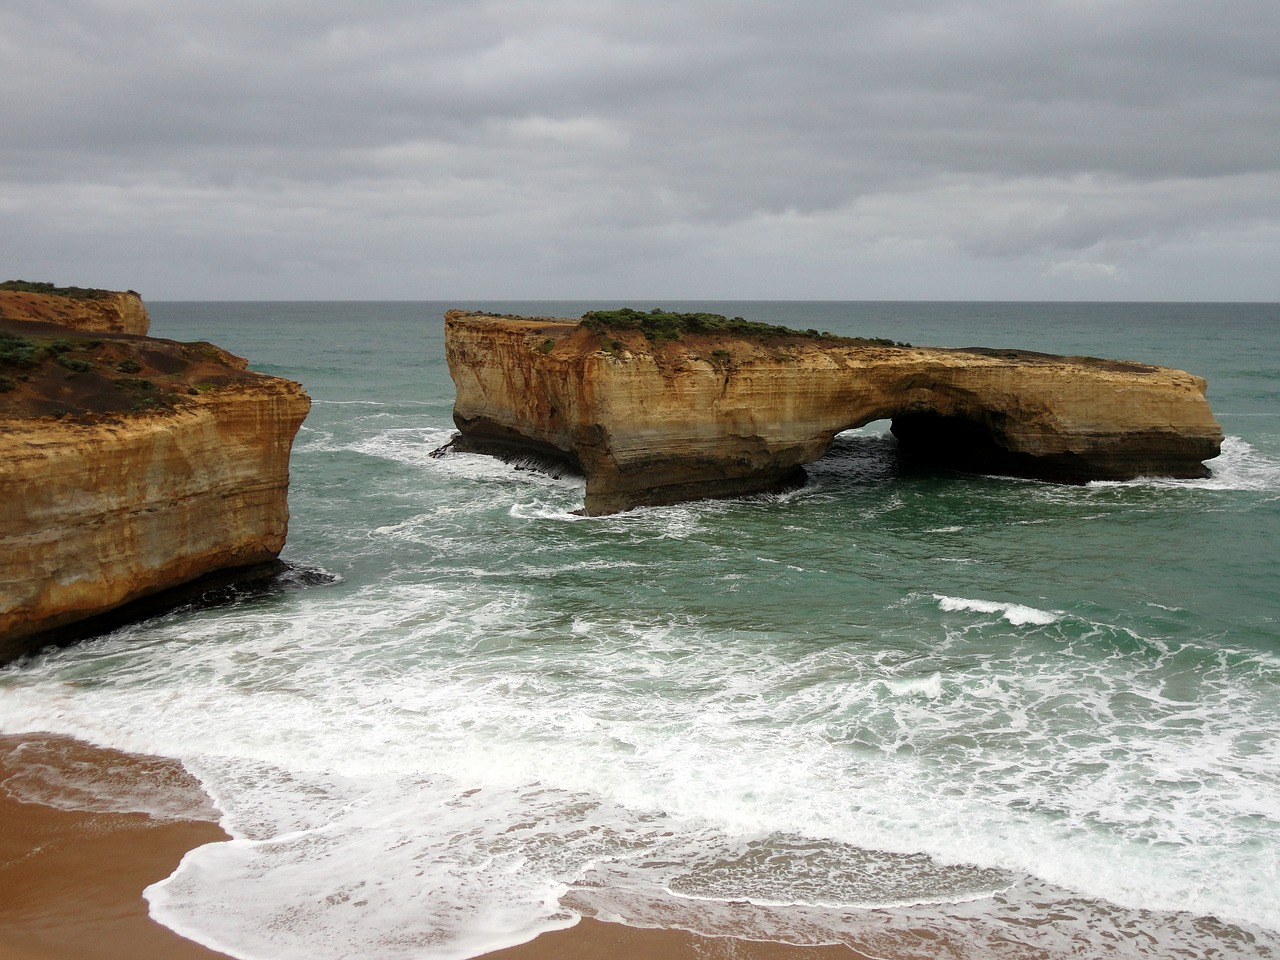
[888,411,1026,478]
[813,411,1027,484]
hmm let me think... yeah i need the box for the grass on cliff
[0,332,91,371]
[0,325,245,415]
[0,280,127,301]
[579,308,910,347]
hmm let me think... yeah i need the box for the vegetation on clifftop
[0,324,247,416]
[0,280,127,301]
[580,308,910,347]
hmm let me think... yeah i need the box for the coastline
[0,735,232,960]
[484,919,877,960]
[0,734,880,960]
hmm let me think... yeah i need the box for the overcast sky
[3,1,1278,300]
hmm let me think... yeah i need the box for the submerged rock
[442,310,1222,515]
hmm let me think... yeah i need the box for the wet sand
[486,919,877,960]
[0,735,232,960]
[0,734,883,960]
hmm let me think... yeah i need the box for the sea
[1,301,1278,960]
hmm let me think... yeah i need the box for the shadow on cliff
[6,563,338,666]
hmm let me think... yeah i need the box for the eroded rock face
[0,383,309,661]
[0,308,309,664]
[443,311,1223,515]
[0,288,150,335]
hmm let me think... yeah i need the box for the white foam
[878,673,945,699]
[2,548,1277,957]
[933,594,1061,626]
[345,427,464,468]
[508,501,589,522]
[146,776,584,960]
[1089,436,1280,492]
[1201,436,1280,490]
[311,399,435,406]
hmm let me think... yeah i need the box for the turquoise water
[2,302,1278,959]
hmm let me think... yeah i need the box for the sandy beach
[0,735,232,960]
[0,734,881,960]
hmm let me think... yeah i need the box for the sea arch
[441,312,1223,516]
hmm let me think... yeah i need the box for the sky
[2,1,1279,301]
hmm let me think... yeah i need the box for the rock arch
[443,312,1223,515]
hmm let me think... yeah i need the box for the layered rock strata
[0,286,150,335]
[443,310,1223,515]
[1,317,309,664]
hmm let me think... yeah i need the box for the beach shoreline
[0,734,232,960]
[0,733,882,960]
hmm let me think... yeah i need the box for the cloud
[2,1,1279,298]
[1045,260,1122,281]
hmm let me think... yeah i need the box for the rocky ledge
[0,280,150,335]
[1,295,310,664]
[442,309,1223,515]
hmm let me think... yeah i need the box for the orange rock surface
[0,288,150,334]
[0,382,309,661]
[443,311,1222,515]
[0,297,309,663]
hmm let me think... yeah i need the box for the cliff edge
[0,281,150,335]
[1,299,310,664]
[443,309,1223,515]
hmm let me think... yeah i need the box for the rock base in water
[1,305,310,664]
[443,310,1223,515]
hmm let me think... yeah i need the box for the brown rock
[443,311,1223,515]
[0,288,150,335]
[0,382,310,663]
[0,301,309,664]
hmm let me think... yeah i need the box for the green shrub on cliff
[0,280,118,301]
[2,332,121,378]
[115,376,156,391]
[580,308,797,341]
[56,354,93,373]
[0,332,41,368]
[579,308,911,347]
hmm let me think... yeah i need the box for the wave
[1089,436,1280,492]
[934,594,1061,626]
[5,579,1279,958]
[310,399,436,406]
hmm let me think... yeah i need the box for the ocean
[1,301,1278,959]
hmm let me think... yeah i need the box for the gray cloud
[2,1,1278,298]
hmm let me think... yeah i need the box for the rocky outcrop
[0,308,309,664]
[443,310,1223,515]
[0,286,150,335]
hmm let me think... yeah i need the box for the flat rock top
[446,310,1169,377]
[0,319,269,421]
[0,285,149,334]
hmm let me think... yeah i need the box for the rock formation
[1,298,309,664]
[443,310,1223,515]
[0,283,150,335]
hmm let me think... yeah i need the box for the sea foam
[933,594,1061,625]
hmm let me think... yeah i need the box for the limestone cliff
[1,311,309,664]
[0,283,149,335]
[443,310,1223,515]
